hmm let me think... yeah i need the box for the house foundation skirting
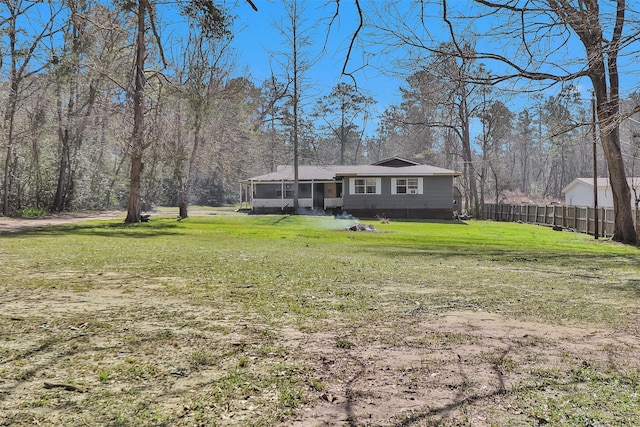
[250,207,453,219]
[251,206,453,220]
[344,208,454,220]
[250,206,325,215]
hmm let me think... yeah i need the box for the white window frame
[391,177,423,195]
[350,177,381,195]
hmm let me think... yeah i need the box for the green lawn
[1,214,639,426]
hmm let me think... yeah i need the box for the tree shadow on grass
[358,243,640,266]
[0,221,184,239]
[609,279,640,296]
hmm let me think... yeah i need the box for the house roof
[370,157,420,167]
[562,177,640,194]
[242,161,461,183]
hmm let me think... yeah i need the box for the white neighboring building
[562,177,640,207]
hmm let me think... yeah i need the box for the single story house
[562,177,640,208]
[240,157,461,219]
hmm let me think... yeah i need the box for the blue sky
[231,1,404,117]
[226,0,640,139]
[229,1,589,115]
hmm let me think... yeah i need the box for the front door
[314,183,325,210]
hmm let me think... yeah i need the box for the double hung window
[396,178,419,194]
[391,177,423,195]
[351,177,380,194]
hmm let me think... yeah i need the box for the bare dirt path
[0,211,125,233]
[0,209,225,233]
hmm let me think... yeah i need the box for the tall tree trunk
[125,0,146,223]
[340,106,346,165]
[175,108,187,219]
[586,0,635,244]
[53,9,87,213]
[2,88,17,216]
[460,99,479,216]
[53,83,72,212]
[292,2,300,212]
[179,114,203,219]
[598,102,635,242]
[2,13,19,216]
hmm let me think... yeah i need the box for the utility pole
[592,95,598,239]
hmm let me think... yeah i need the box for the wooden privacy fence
[482,204,638,238]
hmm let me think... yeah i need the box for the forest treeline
[2,1,640,227]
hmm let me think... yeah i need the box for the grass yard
[1,210,639,426]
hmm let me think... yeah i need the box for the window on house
[392,177,423,194]
[354,178,378,194]
[396,178,419,194]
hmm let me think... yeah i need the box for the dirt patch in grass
[0,208,222,232]
[0,211,125,232]
[2,283,639,426]
[284,312,640,426]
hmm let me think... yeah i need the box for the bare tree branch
[146,0,167,68]
[340,0,363,85]
[246,0,258,12]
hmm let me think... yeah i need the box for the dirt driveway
[0,211,125,233]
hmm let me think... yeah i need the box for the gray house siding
[343,176,454,219]
[424,176,456,208]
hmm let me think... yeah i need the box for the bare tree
[312,82,375,165]
[50,0,101,212]
[443,1,638,242]
[390,42,488,216]
[122,0,147,222]
[174,29,234,219]
[256,75,289,172]
[271,0,316,211]
[540,86,582,198]
[477,99,514,207]
[121,0,234,223]
[1,0,63,215]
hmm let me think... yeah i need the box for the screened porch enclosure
[242,180,343,211]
